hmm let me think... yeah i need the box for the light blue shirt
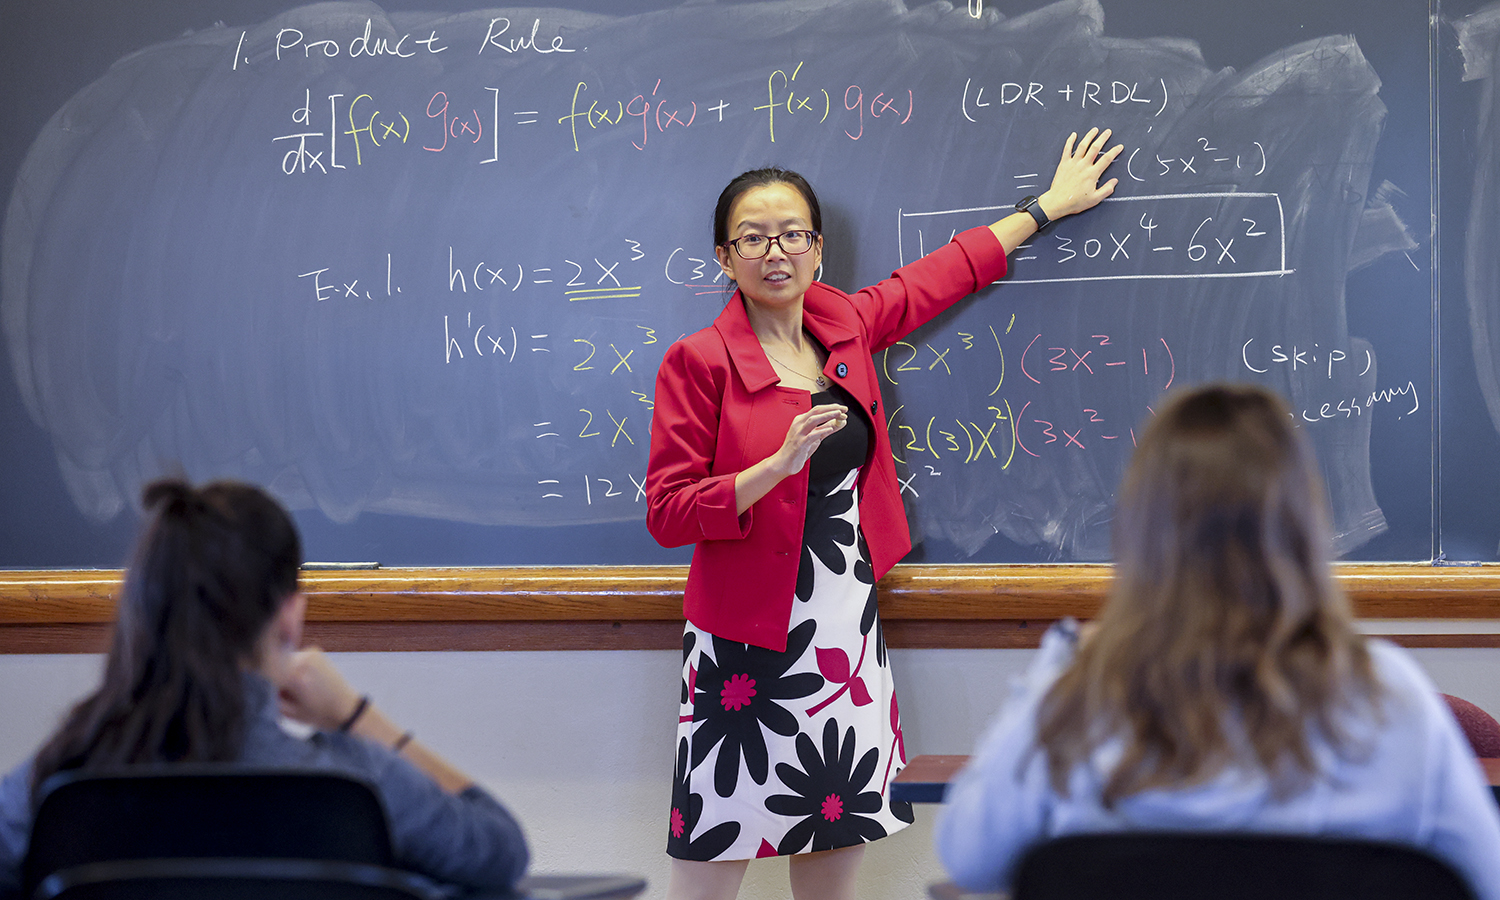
[0,675,528,896]
[935,625,1500,899]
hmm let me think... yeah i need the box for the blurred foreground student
[935,384,1500,899]
[0,479,528,895]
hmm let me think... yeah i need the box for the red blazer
[645,227,1008,651]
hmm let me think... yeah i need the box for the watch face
[1017,196,1047,228]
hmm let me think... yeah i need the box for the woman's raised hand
[731,403,848,515]
[1037,127,1124,220]
[774,404,848,475]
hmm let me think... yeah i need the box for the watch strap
[1016,195,1050,230]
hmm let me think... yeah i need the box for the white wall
[3,644,1498,900]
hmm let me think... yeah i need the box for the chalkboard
[0,0,1490,567]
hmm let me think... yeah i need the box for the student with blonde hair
[936,384,1500,899]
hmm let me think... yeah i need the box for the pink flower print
[669,737,740,858]
[805,634,873,716]
[882,693,907,792]
[721,673,757,711]
[679,663,698,724]
[821,793,844,822]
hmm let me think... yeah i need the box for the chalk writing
[478,18,578,55]
[272,18,446,60]
[298,253,402,300]
[8,0,1423,565]
[1298,381,1420,422]
[1241,338,1374,379]
[558,79,698,152]
[899,193,1292,283]
[961,77,1167,121]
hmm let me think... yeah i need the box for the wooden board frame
[4,564,1500,653]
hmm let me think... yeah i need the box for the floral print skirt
[667,469,913,861]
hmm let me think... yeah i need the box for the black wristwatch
[1015,195,1051,230]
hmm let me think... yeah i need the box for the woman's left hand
[1037,127,1125,220]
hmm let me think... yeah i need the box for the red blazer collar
[712,284,860,392]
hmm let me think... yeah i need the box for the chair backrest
[1010,832,1477,900]
[23,767,395,899]
[1443,694,1500,758]
[34,858,437,900]
[513,874,650,899]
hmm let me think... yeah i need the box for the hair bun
[141,477,196,513]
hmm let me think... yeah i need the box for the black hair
[712,167,823,247]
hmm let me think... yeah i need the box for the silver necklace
[763,345,827,389]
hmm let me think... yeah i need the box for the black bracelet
[338,695,370,733]
[392,731,415,753]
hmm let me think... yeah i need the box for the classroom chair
[33,857,436,900]
[23,767,646,900]
[22,767,440,900]
[927,832,1476,900]
[22,767,400,895]
[35,862,650,900]
[1443,694,1500,758]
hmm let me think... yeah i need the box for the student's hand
[277,647,365,731]
[1037,127,1124,220]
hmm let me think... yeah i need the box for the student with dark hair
[935,384,1500,899]
[0,479,528,895]
[646,130,1123,900]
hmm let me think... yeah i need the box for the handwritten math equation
[252,14,1224,173]
[514,318,1417,506]
[512,324,1164,508]
[873,320,1421,501]
[270,72,1240,172]
[900,193,1292,283]
[298,237,718,308]
[295,233,1414,508]
[271,63,921,173]
[875,318,1174,484]
[470,320,1420,507]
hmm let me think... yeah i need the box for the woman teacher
[646,128,1123,900]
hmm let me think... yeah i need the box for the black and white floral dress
[667,383,913,861]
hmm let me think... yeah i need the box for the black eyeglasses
[722,230,820,260]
